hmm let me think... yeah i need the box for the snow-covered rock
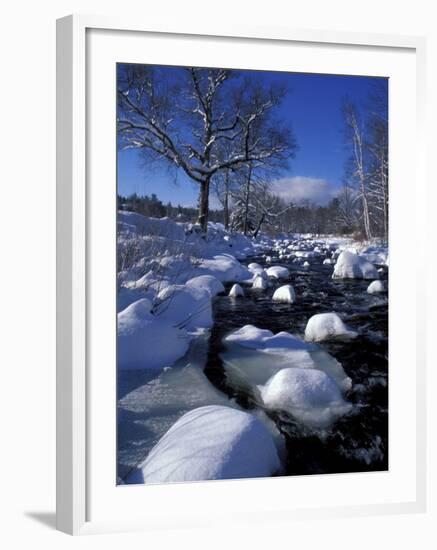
[155,284,212,330]
[332,250,379,279]
[128,405,281,483]
[323,258,333,266]
[221,325,351,392]
[272,284,296,304]
[252,274,268,290]
[118,299,191,370]
[303,261,310,267]
[304,312,357,342]
[196,254,251,283]
[248,262,263,272]
[185,275,225,297]
[229,283,244,297]
[266,266,290,279]
[260,368,351,428]
[367,280,385,294]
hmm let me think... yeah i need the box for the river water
[118,245,388,480]
[205,251,388,476]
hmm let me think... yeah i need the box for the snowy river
[117,243,388,482]
[206,253,388,476]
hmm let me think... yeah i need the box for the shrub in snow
[252,275,268,290]
[332,250,378,279]
[155,284,213,330]
[266,265,290,279]
[304,312,357,342]
[185,275,224,297]
[260,368,351,428]
[118,299,190,370]
[229,283,244,297]
[128,405,281,483]
[272,284,296,304]
[367,280,385,294]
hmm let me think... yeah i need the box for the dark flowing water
[204,250,389,476]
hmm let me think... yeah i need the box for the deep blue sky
[117,67,387,207]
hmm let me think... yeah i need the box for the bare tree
[118,65,294,233]
[343,101,372,240]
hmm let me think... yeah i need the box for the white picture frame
[56,14,427,535]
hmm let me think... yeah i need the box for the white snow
[252,274,268,290]
[261,368,351,428]
[304,312,357,342]
[222,325,352,392]
[323,258,333,266]
[229,283,245,297]
[266,266,290,279]
[196,254,251,283]
[118,299,191,370]
[332,250,379,280]
[303,261,310,267]
[185,275,225,297]
[367,280,385,294]
[272,284,296,304]
[155,284,213,330]
[128,405,281,483]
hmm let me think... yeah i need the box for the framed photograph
[57,14,427,535]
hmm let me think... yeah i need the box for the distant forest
[118,192,364,236]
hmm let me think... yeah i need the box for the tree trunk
[243,164,252,236]
[252,213,265,239]
[223,169,230,230]
[197,177,210,234]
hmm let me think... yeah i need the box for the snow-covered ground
[117,211,388,483]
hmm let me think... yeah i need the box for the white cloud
[269,177,338,206]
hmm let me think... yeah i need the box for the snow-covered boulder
[303,261,310,267]
[118,299,190,370]
[266,266,290,279]
[367,280,385,294]
[222,325,351,391]
[185,275,225,297]
[332,250,379,279]
[260,368,351,428]
[229,283,244,297]
[155,284,213,330]
[248,262,263,272]
[304,312,357,342]
[252,274,268,290]
[323,258,333,266]
[196,254,251,283]
[272,284,296,304]
[128,405,281,483]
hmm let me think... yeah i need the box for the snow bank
[272,284,296,304]
[304,312,357,342]
[261,368,351,428]
[229,284,244,297]
[185,275,225,297]
[155,284,212,330]
[128,405,281,483]
[266,266,290,279]
[367,280,385,294]
[118,299,190,370]
[332,250,379,279]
